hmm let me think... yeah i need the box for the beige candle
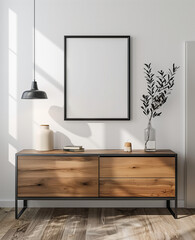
[124,142,132,152]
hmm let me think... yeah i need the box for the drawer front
[18,156,98,197]
[18,156,98,178]
[18,177,98,197]
[100,157,175,178]
[100,178,175,197]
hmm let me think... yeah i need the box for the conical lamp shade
[21,81,48,99]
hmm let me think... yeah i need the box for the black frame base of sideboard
[15,197,178,220]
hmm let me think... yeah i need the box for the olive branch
[141,63,179,122]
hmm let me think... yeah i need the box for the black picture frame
[64,35,130,121]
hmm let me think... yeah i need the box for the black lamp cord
[33,0,36,82]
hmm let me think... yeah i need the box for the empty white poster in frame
[64,36,130,120]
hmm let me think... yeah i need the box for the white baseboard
[0,200,185,208]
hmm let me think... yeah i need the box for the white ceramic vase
[35,125,53,151]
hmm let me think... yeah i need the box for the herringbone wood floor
[0,208,194,240]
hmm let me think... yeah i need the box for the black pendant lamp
[21,0,47,99]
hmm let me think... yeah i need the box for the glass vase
[144,121,156,151]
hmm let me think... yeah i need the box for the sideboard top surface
[16,149,176,157]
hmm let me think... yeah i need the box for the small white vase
[35,125,53,151]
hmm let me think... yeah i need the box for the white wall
[1,0,194,207]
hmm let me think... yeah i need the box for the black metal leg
[24,200,27,208]
[15,197,18,219]
[167,200,177,219]
[175,198,178,219]
[15,199,27,219]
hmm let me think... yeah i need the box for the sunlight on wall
[88,123,105,148]
[9,97,17,139]
[8,51,17,99]
[8,9,18,165]
[121,128,143,149]
[9,10,17,55]
[8,144,17,165]
[32,29,64,148]
[32,120,40,149]
[36,29,63,84]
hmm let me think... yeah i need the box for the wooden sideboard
[15,149,177,219]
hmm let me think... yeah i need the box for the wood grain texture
[40,208,86,240]
[41,208,71,240]
[23,208,54,240]
[0,208,13,222]
[18,177,98,197]
[85,208,103,240]
[0,208,15,239]
[18,156,98,178]
[100,157,175,177]
[100,178,175,197]
[17,149,176,156]
[60,208,88,240]
[1,208,39,240]
[18,156,98,197]
[0,208,195,240]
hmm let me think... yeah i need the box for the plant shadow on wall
[54,131,72,149]
[49,105,144,149]
[49,106,92,138]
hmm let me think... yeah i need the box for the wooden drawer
[18,177,98,197]
[100,178,175,197]
[18,156,98,178]
[100,157,175,178]
[18,156,98,197]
